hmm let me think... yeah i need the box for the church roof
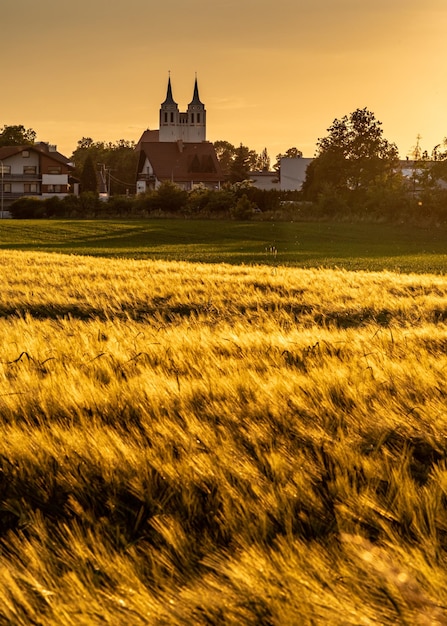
[137,129,160,145]
[161,77,177,106]
[188,77,204,107]
[138,141,224,183]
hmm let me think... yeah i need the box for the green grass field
[0,218,447,272]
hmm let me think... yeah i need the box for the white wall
[280,158,313,191]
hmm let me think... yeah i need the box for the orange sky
[2,0,446,161]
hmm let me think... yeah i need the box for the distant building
[279,157,313,191]
[0,143,77,209]
[249,171,280,191]
[248,158,313,192]
[137,140,224,192]
[136,77,224,191]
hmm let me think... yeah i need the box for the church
[136,77,225,192]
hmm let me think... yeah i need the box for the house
[249,171,280,190]
[248,158,313,192]
[0,142,77,209]
[136,77,224,191]
[279,157,313,191]
[136,139,224,192]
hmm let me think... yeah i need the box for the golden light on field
[1,250,447,622]
[1,0,446,159]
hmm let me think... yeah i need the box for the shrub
[152,181,188,213]
[44,196,64,218]
[106,195,134,217]
[230,193,257,220]
[10,197,46,219]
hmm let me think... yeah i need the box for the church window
[164,112,168,123]
[191,114,195,124]
[170,112,174,123]
[197,113,200,123]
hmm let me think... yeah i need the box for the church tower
[186,77,206,142]
[159,76,180,142]
[158,76,206,143]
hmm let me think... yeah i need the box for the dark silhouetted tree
[72,138,138,195]
[303,108,399,199]
[213,140,236,178]
[229,144,251,183]
[0,125,36,146]
[80,154,98,193]
[255,147,271,172]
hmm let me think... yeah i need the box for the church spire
[162,74,177,106]
[189,75,203,106]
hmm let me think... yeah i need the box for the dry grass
[0,250,447,624]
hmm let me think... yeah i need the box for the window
[47,166,61,174]
[164,112,168,123]
[191,114,195,124]
[0,165,11,174]
[2,183,11,193]
[170,112,174,123]
[197,113,200,123]
[47,184,62,193]
[24,183,38,193]
[22,151,30,158]
[23,166,37,174]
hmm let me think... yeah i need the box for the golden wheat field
[1,249,447,625]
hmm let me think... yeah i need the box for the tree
[274,147,303,173]
[71,138,138,195]
[0,124,36,146]
[255,147,271,172]
[80,154,98,193]
[213,140,236,177]
[153,181,188,213]
[230,193,257,219]
[229,144,252,183]
[428,139,447,183]
[303,108,399,199]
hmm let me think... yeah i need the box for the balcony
[138,173,156,182]
[1,173,41,181]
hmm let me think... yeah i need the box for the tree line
[0,124,301,191]
[3,111,447,225]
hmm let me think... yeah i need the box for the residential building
[136,77,224,191]
[249,171,280,191]
[136,139,224,192]
[248,158,313,192]
[0,143,77,208]
[279,157,313,191]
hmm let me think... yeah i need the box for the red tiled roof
[0,144,72,167]
[137,129,160,144]
[138,141,225,182]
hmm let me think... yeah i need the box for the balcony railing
[138,173,156,182]
[1,192,40,199]
[1,174,41,181]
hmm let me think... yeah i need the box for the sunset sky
[2,0,446,161]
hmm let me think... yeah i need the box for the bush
[152,181,188,213]
[61,194,81,216]
[10,197,46,219]
[79,192,102,216]
[44,196,64,218]
[105,195,134,217]
[230,194,257,220]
